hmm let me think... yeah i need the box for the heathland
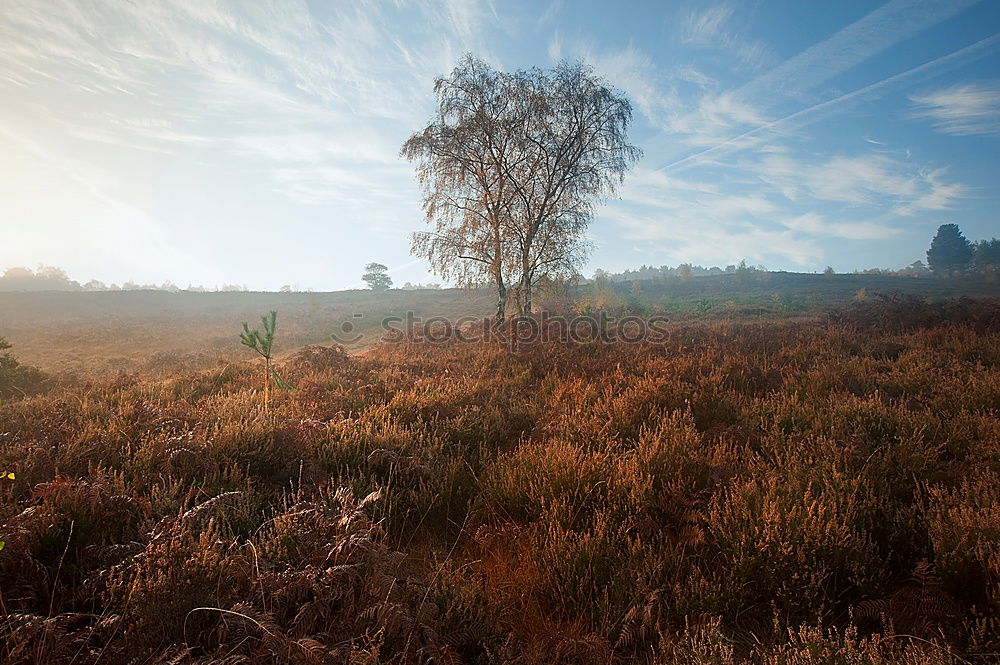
[3,271,998,374]
[0,276,999,664]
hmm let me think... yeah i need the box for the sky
[1,0,999,290]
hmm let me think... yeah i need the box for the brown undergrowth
[0,298,998,663]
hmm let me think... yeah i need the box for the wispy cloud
[668,92,767,147]
[680,4,772,69]
[537,0,563,27]
[757,149,968,217]
[782,213,900,240]
[895,168,971,214]
[910,81,1000,137]
[0,0,502,195]
[606,138,966,267]
[607,166,824,267]
[753,152,961,210]
[573,40,762,150]
[585,46,668,123]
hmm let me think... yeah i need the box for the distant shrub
[0,337,45,399]
[277,343,349,383]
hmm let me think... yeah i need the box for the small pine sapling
[239,311,293,409]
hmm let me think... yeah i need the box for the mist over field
[2,1,1000,663]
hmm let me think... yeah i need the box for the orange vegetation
[1,297,998,663]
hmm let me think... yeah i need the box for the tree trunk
[519,226,536,318]
[263,358,271,410]
[518,273,532,317]
[495,281,507,327]
[492,216,506,328]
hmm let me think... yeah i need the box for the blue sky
[1,0,998,290]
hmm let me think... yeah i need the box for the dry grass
[0,289,494,375]
[0,297,998,663]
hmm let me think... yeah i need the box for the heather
[1,298,998,664]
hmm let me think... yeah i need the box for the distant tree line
[847,261,933,277]
[399,282,443,290]
[592,260,769,284]
[1,265,442,293]
[0,266,247,293]
[590,257,965,284]
[590,222,1000,284]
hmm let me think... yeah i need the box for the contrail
[388,256,430,274]
[657,32,1000,174]
[640,0,984,167]
[739,0,983,99]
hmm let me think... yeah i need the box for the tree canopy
[403,55,640,323]
[972,238,1000,273]
[926,224,973,275]
[362,263,392,291]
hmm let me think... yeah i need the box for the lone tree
[403,55,640,323]
[926,224,973,275]
[362,263,393,291]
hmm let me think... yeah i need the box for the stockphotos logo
[331,312,671,346]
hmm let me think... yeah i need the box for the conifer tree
[926,224,973,275]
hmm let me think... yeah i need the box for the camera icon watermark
[330,312,365,344]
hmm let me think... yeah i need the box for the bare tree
[402,56,522,326]
[403,56,640,322]
[502,62,641,316]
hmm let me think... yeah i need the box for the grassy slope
[2,274,998,374]
[598,272,1000,315]
[0,288,494,374]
